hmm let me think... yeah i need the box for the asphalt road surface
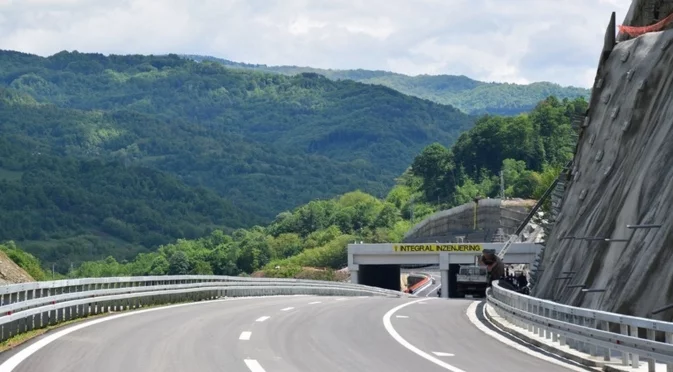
[0,295,577,372]
[413,271,441,297]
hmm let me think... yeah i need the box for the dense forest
[0,136,260,271]
[185,55,590,116]
[0,49,478,271]
[0,95,585,280]
[0,50,474,218]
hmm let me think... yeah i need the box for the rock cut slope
[533,4,673,320]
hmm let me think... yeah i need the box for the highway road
[0,295,582,372]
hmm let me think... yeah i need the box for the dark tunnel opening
[358,264,401,291]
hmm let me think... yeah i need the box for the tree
[410,143,456,203]
[168,251,190,275]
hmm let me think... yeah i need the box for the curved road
[413,271,441,297]
[0,295,577,372]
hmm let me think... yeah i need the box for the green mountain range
[183,55,591,116]
[0,49,474,269]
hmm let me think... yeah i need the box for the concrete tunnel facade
[348,242,542,298]
[351,198,540,297]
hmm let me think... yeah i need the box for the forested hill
[183,55,590,116]
[18,95,585,280]
[0,49,474,270]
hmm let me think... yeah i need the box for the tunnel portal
[358,264,401,291]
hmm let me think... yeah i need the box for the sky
[0,0,632,88]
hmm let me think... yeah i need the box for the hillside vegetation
[0,49,474,270]
[409,96,586,206]
[0,135,258,271]
[7,95,584,280]
[185,55,590,116]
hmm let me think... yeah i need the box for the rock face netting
[533,3,673,320]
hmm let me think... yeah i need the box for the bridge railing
[0,276,405,342]
[487,280,673,370]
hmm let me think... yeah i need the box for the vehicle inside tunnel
[358,264,401,291]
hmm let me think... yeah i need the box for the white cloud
[0,0,632,87]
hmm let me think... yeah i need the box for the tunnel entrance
[358,264,401,291]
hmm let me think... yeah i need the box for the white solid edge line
[383,298,466,372]
[239,331,252,340]
[281,307,294,311]
[256,316,271,322]
[244,359,266,372]
[0,295,309,372]
[465,301,593,372]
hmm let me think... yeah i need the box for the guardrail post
[25,314,34,332]
[630,325,640,368]
[565,315,575,350]
[666,332,673,372]
[7,320,17,339]
[572,315,582,351]
[602,320,611,361]
[621,324,631,366]
[17,317,25,335]
[586,318,598,356]
[578,317,588,353]
[544,308,553,340]
[558,312,566,346]
[563,313,572,348]
[76,285,82,318]
[112,283,117,311]
[646,328,656,371]
[517,297,527,330]
[551,310,559,343]
[40,311,48,329]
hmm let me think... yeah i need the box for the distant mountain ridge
[182,54,591,116]
[0,49,475,269]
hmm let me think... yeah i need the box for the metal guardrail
[0,276,405,342]
[487,280,673,370]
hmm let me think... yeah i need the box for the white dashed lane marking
[281,307,295,311]
[432,352,455,357]
[244,359,266,372]
[239,331,252,341]
[396,315,409,319]
[255,316,270,322]
[309,301,321,305]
